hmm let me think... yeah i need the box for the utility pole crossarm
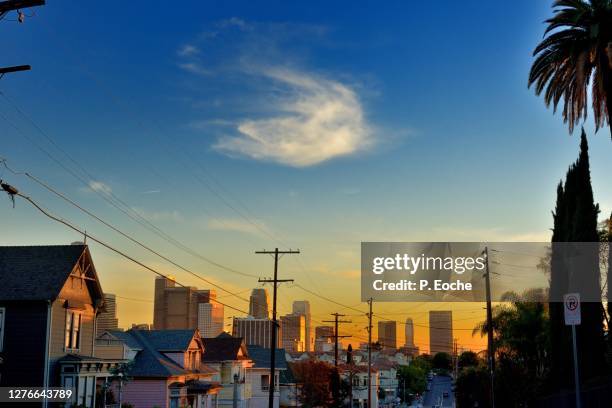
[255,249,300,254]
[0,65,30,74]
[0,0,44,13]
[0,1,45,80]
[323,313,352,366]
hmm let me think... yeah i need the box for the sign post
[564,293,581,408]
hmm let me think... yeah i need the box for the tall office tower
[314,325,334,352]
[153,276,177,329]
[429,311,453,355]
[97,293,119,336]
[377,320,397,350]
[280,313,306,352]
[153,276,224,331]
[232,317,280,348]
[249,288,270,319]
[292,300,313,351]
[404,318,415,348]
[197,301,224,338]
[315,325,334,339]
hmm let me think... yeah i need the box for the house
[0,244,125,407]
[338,364,379,408]
[278,363,297,408]
[373,362,398,407]
[201,332,253,408]
[246,345,287,408]
[96,328,221,408]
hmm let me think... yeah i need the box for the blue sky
[2,1,612,349]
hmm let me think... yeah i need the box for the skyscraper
[292,300,313,351]
[429,311,453,355]
[153,276,224,332]
[404,318,415,348]
[232,317,280,348]
[280,313,306,352]
[378,320,397,350]
[97,293,119,336]
[249,288,270,319]
[314,325,334,352]
[198,302,224,338]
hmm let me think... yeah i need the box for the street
[421,375,454,408]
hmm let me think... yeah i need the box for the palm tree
[529,0,612,138]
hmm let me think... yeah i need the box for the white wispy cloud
[177,44,200,57]
[188,119,234,130]
[213,67,373,167]
[178,62,212,76]
[131,207,184,223]
[84,180,112,195]
[206,217,268,236]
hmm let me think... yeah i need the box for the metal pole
[483,247,495,408]
[571,324,581,408]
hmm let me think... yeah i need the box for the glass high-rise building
[429,311,453,355]
[248,288,270,319]
[292,300,312,351]
[378,320,397,350]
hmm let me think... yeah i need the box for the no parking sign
[564,293,581,326]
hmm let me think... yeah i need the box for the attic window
[65,311,81,351]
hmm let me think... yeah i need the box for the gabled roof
[202,333,247,362]
[246,345,287,370]
[137,330,198,351]
[106,330,143,350]
[0,245,103,302]
[107,329,215,378]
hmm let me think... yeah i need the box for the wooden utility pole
[483,246,496,408]
[366,298,373,408]
[323,313,352,366]
[0,1,45,80]
[256,248,298,408]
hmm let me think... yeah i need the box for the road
[421,375,454,407]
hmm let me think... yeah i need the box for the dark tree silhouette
[549,130,606,387]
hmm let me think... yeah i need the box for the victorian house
[0,244,124,407]
[97,328,221,408]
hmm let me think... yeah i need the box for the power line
[0,95,364,315]
[0,109,259,279]
[0,181,253,315]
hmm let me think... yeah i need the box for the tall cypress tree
[550,181,571,387]
[549,130,606,388]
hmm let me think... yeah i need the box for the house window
[65,311,81,350]
[261,374,270,391]
[0,308,5,352]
